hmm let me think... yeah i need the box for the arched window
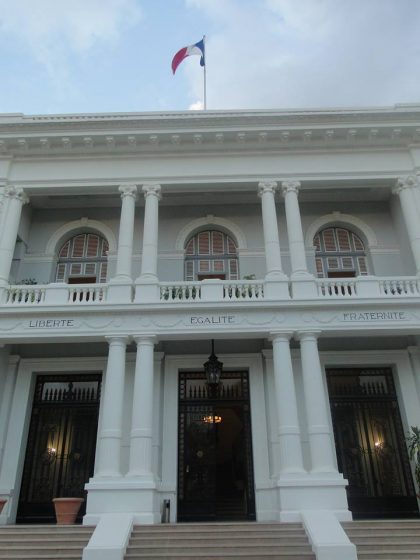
[55,233,108,283]
[314,227,368,278]
[184,230,238,281]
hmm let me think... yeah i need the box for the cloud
[184,0,420,109]
[0,0,142,73]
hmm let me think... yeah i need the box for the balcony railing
[316,279,357,298]
[2,283,108,305]
[1,276,420,306]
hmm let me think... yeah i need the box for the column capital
[119,184,138,200]
[133,335,157,346]
[408,345,419,356]
[258,180,278,197]
[105,335,130,346]
[296,330,322,342]
[4,185,29,204]
[142,183,162,200]
[281,180,301,196]
[269,330,294,342]
[393,175,419,195]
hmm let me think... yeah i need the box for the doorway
[17,374,101,523]
[327,367,418,518]
[177,371,256,521]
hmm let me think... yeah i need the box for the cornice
[0,104,419,157]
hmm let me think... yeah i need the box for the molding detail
[175,216,248,251]
[119,184,138,200]
[45,218,118,256]
[4,185,29,205]
[142,183,162,200]
[393,175,419,195]
[258,180,278,197]
[282,180,301,196]
[305,212,378,249]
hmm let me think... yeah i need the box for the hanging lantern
[204,339,223,387]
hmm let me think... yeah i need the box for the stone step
[128,544,312,554]
[355,551,420,558]
[343,521,420,529]
[132,524,304,533]
[349,535,420,547]
[129,535,309,545]
[345,529,420,537]
[0,536,90,544]
[126,554,315,559]
[131,529,307,539]
[0,551,86,558]
[126,522,314,560]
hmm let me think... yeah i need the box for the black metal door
[17,374,101,523]
[178,371,256,521]
[327,367,418,518]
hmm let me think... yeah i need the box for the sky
[0,0,419,115]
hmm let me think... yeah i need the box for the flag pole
[203,35,207,110]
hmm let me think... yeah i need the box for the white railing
[223,281,264,301]
[68,285,107,303]
[379,277,420,297]
[160,282,202,302]
[3,276,420,306]
[5,285,46,305]
[316,279,357,297]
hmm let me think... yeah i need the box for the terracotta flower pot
[52,497,84,525]
[0,499,7,514]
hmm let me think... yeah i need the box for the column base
[264,276,290,299]
[290,273,318,298]
[276,473,352,522]
[84,479,159,524]
[107,278,133,303]
[134,278,160,303]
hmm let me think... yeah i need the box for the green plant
[407,426,420,490]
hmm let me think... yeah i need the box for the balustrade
[2,275,420,306]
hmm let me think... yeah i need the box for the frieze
[342,311,407,322]
[188,315,237,326]
[28,319,76,329]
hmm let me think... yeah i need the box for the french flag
[172,39,205,74]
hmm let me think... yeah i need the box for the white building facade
[1,106,420,540]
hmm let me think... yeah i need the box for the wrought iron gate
[327,367,418,518]
[17,374,101,523]
[178,371,256,521]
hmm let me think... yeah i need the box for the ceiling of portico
[28,179,393,209]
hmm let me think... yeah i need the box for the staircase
[0,525,93,559]
[125,522,316,559]
[343,520,420,559]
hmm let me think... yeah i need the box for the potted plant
[407,426,420,496]
[52,497,84,525]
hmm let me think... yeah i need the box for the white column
[298,331,337,474]
[271,333,305,475]
[127,336,156,480]
[0,186,29,286]
[138,184,161,281]
[95,336,128,477]
[408,344,420,402]
[393,176,420,275]
[281,180,310,277]
[114,184,137,281]
[258,181,286,278]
